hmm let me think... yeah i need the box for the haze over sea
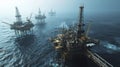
[0,0,120,67]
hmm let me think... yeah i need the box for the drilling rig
[2,7,34,36]
[35,8,46,25]
[51,6,113,67]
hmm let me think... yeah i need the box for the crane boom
[1,22,12,26]
[85,22,91,37]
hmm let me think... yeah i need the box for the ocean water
[0,13,120,67]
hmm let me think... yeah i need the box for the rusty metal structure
[51,6,113,67]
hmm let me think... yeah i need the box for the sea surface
[0,13,120,67]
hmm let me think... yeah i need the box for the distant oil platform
[35,8,46,25]
[49,9,56,16]
[2,7,34,36]
[50,6,113,67]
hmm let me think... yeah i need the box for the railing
[86,50,113,67]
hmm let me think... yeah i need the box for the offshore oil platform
[49,9,56,16]
[50,6,113,67]
[2,7,34,36]
[35,8,46,25]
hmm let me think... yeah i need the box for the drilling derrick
[77,6,85,38]
[15,7,22,25]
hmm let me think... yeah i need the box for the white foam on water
[103,42,120,53]
[59,21,69,29]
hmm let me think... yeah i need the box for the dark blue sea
[0,13,120,67]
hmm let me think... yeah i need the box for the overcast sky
[0,0,120,20]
